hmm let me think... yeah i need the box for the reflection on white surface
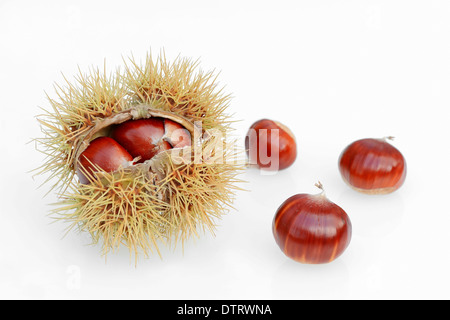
[270,258,350,299]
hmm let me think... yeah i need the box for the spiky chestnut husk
[35,53,243,260]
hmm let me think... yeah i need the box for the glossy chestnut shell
[245,119,297,171]
[76,117,191,183]
[338,138,406,194]
[273,190,352,264]
[77,137,133,184]
[111,118,169,163]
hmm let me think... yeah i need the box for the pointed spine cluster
[36,52,243,260]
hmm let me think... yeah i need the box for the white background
[1,0,449,300]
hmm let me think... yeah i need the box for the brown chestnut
[76,117,192,184]
[273,183,352,264]
[110,118,167,163]
[77,137,134,184]
[110,117,192,163]
[338,137,407,194]
[245,119,297,171]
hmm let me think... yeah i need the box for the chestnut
[163,119,192,149]
[111,118,191,163]
[272,183,352,264]
[77,136,134,184]
[338,137,407,194]
[76,118,192,184]
[245,119,297,171]
[111,118,166,163]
